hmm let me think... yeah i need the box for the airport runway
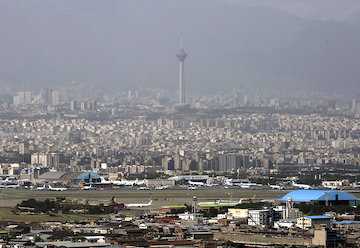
[0,187,290,208]
[2,187,360,209]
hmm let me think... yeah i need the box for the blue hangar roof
[276,190,358,202]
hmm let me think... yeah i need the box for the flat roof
[305,215,331,219]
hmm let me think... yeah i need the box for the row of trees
[16,198,117,215]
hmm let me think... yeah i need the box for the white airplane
[114,178,146,187]
[268,183,283,190]
[323,185,339,190]
[239,184,251,189]
[135,179,146,186]
[198,199,243,207]
[125,200,152,208]
[36,185,46,190]
[353,182,360,188]
[125,179,138,187]
[154,185,170,190]
[112,180,127,186]
[292,181,311,189]
[1,177,19,189]
[5,184,19,189]
[82,185,93,190]
[137,186,150,190]
[223,179,233,186]
[206,183,219,187]
[188,179,205,186]
[0,177,10,183]
[49,185,67,191]
[100,177,112,184]
[239,182,258,189]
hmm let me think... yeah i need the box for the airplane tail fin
[238,199,243,204]
[148,200,152,205]
[252,194,256,200]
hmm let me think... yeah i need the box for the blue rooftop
[334,221,360,224]
[277,190,358,202]
[305,215,331,219]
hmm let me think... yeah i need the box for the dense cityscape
[0,86,360,247]
[2,0,360,247]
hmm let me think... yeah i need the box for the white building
[248,210,270,226]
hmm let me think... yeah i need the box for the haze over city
[1,0,360,93]
[1,1,360,248]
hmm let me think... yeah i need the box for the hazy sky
[0,0,360,94]
[221,0,360,23]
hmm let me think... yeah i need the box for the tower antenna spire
[180,29,183,48]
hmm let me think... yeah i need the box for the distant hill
[0,0,359,93]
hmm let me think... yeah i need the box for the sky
[0,0,360,94]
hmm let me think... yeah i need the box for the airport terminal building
[39,172,102,185]
[276,190,359,206]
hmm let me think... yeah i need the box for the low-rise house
[296,215,332,229]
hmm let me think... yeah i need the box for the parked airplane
[223,179,233,186]
[137,186,150,190]
[154,185,170,190]
[0,177,20,189]
[323,185,340,190]
[36,185,46,190]
[125,200,152,208]
[268,183,283,190]
[5,183,19,189]
[49,185,67,191]
[239,182,259,189]
[112,180,126,186]
[100,177,112,184]
[292,181,311,189]
[188,179,205,186]
[113,178,146,187]
[198,198,243,207]
[82,185,93,190]
[0,177,10,183]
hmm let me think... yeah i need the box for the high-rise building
[51,90,60,105]
[19,142,29,155]
[24,91,32,104]
[13,91,32,105]
[176,38,187,104]
[13,95,21,105]
[328,99,336,110]
[31,152,60,168]
[69,100,76,111]
[218,155,242,172]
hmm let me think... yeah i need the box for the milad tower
[176,38,187,105]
